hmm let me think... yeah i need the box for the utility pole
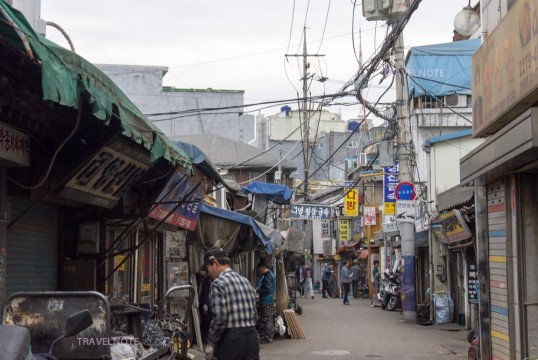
[285,27,324,265]
[301,28,310,198]
[285,27,325,199]
[361,0,416,321]
[394,31,416,322]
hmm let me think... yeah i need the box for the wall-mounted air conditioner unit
[444,94,468,108]
[358,153,368,166]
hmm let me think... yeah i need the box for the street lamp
[454,1,480,37]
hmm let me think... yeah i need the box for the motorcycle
[1,291,111,359]
[1,308,93,360]
[380,269,402,311]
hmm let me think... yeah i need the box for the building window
[347,140,358,148]
[416,95,443,109]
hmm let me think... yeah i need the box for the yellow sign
[339,219,350,241]
[384,202,395,215]
[439,209,473,243]
[114,255,126,271]
[344,188,359,217]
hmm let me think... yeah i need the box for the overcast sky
[40,1,469,121]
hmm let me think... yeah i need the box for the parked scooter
[1,309,93,360]
[2,291,111,359]
[380,269,402,311]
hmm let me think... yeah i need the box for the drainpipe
[423,140,435,322]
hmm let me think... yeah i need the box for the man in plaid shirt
[201,247,259,360]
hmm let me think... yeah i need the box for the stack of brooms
[275,256,305,339]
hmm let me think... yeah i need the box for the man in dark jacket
[257,262,276,344]
[321,264,333,298]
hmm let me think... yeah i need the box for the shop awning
[174,140,240,192]
[242,182,291,205]
[336,242,360,255]
[437,186,474,212]
[0,1,192,172]
[405,38,480,97]
[281,227,305,253]
[196,203,282,255]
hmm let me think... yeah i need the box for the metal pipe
[46,21,75,52]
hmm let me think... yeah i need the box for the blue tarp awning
[174,140,240,192]
[405,38,481,97]
[199,203,281,255]
[242,182,291,205]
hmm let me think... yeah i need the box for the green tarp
[0,0,192,173]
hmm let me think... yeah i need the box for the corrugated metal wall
[6,198,59,295]
[487,179,510,360]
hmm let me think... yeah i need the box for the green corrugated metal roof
[0,0,192,173]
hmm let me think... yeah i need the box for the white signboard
[0,122,30,167]
[396,200,416,223]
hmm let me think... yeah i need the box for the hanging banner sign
[344,188,359,217]
[289,204,331,220]
[364,206,376,225]
[148,167,205,231]
[384,161,399,215]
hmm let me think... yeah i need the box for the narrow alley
[258,295,468,360]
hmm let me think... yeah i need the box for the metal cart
[286,273,302,315]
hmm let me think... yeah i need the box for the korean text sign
[289,204,331,220]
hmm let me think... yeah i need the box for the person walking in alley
[350,260,361,298]
[305,264,315,299]
[341,261,352,305]
[321,264,333,298]
[201,247,259,360]
[371,259,381,307]
[296,264,305,298]
[257,262,276,344]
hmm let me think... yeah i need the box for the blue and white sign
[290,204,331,220]
[384,161,399,203]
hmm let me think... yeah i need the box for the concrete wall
[97,64,255,143]
[410,108,473,186]
[428,136,484,204]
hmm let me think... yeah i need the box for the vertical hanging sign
[364,207,377,225]
[344,188,359,217]
[384,161,399,215]
[339,219,350,242]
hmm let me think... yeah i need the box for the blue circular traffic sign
[394,181,416,200]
